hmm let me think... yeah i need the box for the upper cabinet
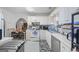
[59,7,78,24]
[49,8,59,25]
[50,7,79,25]
[28,16,49,25]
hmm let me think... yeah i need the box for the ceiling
[1,7,56,16]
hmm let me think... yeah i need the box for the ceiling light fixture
[26,7,34,12]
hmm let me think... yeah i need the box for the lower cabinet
[46,31,51,49]
[51,35,71,52]
[51,36,60,52]
[61,42,71,52]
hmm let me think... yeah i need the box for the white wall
[1,9,28,36]
[2,9,28,28]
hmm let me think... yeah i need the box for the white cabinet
[61,42,71,52]
[51,35,60,52]
[51,33,71,52]
[46,31,51,49]
[58,7,78,24]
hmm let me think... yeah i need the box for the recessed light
[26,7,34,12]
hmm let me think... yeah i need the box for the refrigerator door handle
[67,32,71,40]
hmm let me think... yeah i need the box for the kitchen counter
[51,32,71,48]
[46,30,71,52]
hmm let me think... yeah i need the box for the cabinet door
[59,7,78,24]
[46,31,51,49]
[61,43,71,52]
[51,36,60,52]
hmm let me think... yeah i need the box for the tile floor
[24,38,51,52]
